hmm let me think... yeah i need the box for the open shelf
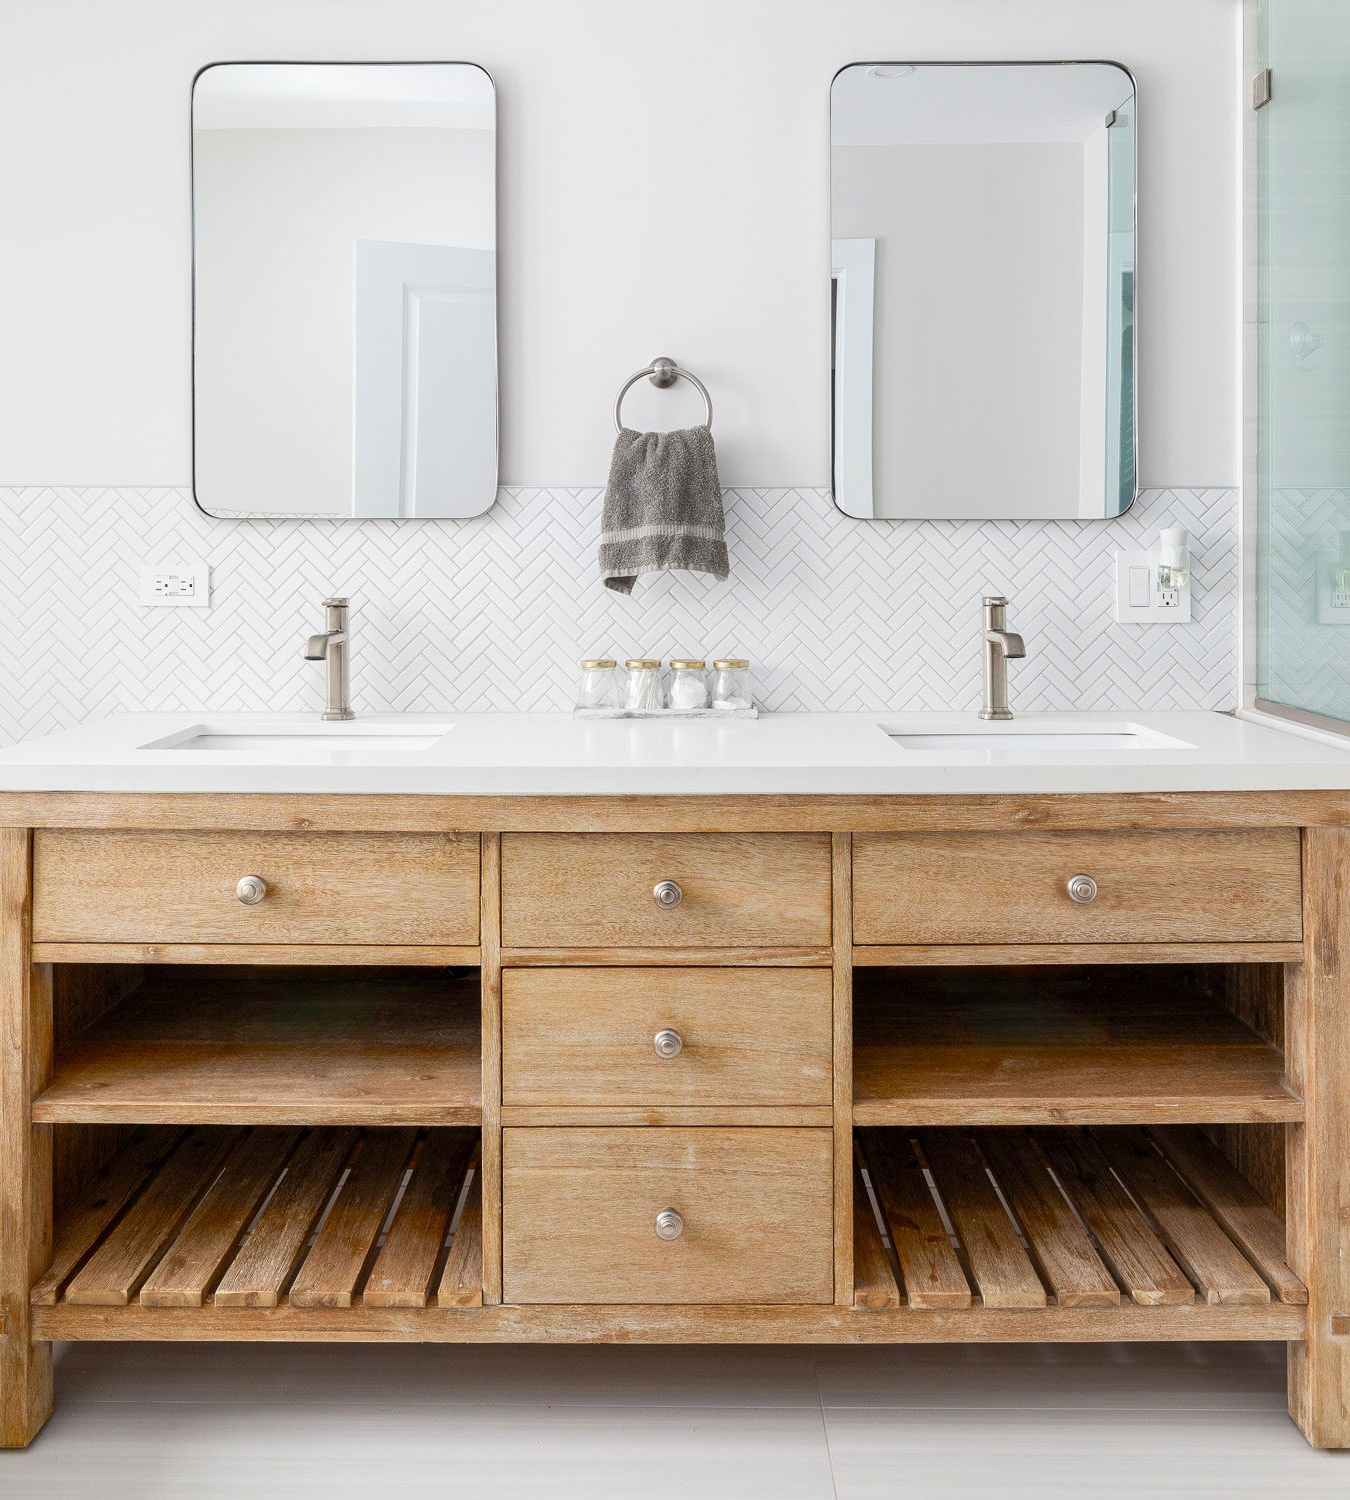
[34,967,481,1125]
[32,1125,482,1312]
[853,1125,1306,1312]
[853,966,1300,1125]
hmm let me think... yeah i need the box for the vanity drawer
[32,830,480,946]
[502,1127,834,1304]
[853,829,1303,946]
[499,833,832,948]
[501,968,833,1109]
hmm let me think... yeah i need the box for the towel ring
[613,356,714,434]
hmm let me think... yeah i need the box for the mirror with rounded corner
[192,61,497,519]
[831,61,1137,521]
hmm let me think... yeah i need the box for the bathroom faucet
[980,595,1026,721]
[304,597,354,721]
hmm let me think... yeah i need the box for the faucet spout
[304,630,347,662]
[984,628,1026,660]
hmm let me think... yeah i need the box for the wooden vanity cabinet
[3,793,1348,1451]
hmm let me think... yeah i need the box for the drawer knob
[652,879,683,909]
[1066,873,1098,904]
[654,1208,684,1241]
[654,1028,684,1059]
[235,875,268,905]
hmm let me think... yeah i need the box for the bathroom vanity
[1,710,1349,1449]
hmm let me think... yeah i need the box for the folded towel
[599,425,729,594]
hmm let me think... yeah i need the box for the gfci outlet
[139,563,211,608]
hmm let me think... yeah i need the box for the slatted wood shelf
[853,966,1301,1125]
[33,1125,482,1312]
[854,1125,1307,1312]
[33,967,482,1125]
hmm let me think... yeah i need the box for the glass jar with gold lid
[575,658,621,710]
[624,659,663,710]
[709,659,751,710]
[666,659,709,710]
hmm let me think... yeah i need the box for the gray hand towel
[599,425,729,594]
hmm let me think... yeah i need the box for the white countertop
[1,710,1349,797]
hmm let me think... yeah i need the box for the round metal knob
[1066,873,1098,905]
[235,875,268,905]
[654,1029,684,1059]
[654,1208,684,1241]
[652,879,683,909]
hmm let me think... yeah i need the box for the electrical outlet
[139,563,211,608]
[1114,551,1192,623]
[1317,559,1350,624]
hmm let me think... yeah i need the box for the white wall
[0,0,1237,491]
[833,143,1086,518]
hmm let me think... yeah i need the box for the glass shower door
[1256,0,1350,724]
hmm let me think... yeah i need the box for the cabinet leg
[1286,828,1350,1448]
[1,830,53,1447]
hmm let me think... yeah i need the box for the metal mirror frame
[190,59,500,522]
[829,59,1139,523]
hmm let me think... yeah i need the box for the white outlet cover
[139,562,211,608]
[1114,550,1192,624]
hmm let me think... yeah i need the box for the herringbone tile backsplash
[0,485,1237,746]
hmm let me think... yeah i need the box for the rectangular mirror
[831,61,1137,520]
[192,62,497,519]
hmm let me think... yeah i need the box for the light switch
[1128,564,1151,608]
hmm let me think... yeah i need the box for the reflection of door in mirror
[830,62,1137,522]
[192,63,497,520]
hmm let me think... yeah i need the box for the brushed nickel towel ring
[613,356,714,434]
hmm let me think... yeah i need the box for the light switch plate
[1114,550,1191,623]
[1316,558,1350,624]
[139,562,211,608]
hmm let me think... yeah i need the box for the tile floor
[1,1341,1346,1498]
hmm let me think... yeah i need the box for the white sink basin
[139,723,452,758]
[885,722,1196,757]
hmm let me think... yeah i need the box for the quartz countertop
[1,710,1349,797]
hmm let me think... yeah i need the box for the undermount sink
[139,723,451,757]
[885,722,1197,756]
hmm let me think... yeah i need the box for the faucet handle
[982,594,1008,607]
[323,596,349,609]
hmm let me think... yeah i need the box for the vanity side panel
[1287,827,1350,1448]
[1210,964,1286,1215]
[479,834,503,1305]
[0,830,53,1447]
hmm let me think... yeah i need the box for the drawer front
[33,830,480,946]
[853,829,1303,946]
[500,833,832,948]
[502,968,833,1108]
[502,1127,834,1304]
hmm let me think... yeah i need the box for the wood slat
[1036,1130,1194,1306]
[858,1129,971,1309]
[976,1130,1120,1308]
[30,1128,185,1306]
[289,1129,418,1309]
[852,1156,900,1310]
[918,1132,1045,1308]
[1149,1126,1307,1305]
[364,1132,475,1308]
[213,1129,358,1308]
[437,1155,484,1309]
[63,1130,240,1306]
[1092,1128,1271,1307]
[139,1130,300,1308]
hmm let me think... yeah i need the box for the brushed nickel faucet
[304,597,354,721]
[980,595,1026,721]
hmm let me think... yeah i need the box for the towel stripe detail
[599,523,726,545]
